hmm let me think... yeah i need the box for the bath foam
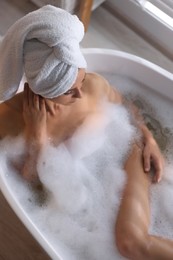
[1,70,173,259]
[0,103,136,260]
[102,73,173,240]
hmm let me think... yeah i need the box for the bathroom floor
[0,1,172,259]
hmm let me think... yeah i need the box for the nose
[74,89,82,98]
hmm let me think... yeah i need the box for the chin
[64,100,75,105]
[70,99,76,104]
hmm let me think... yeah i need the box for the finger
[153,160,163,183]
[143,151,151,172]
[23,82,29,110]
[33,94,40,110]
[153,168,162,183]
[28,87,34,108]
[39,96,46,112]
[47,103,56,116]
[24,82,28,92]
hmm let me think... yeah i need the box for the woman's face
[48,68,86,105]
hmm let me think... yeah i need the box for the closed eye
[64,73,86,96]
[64,89,75,95]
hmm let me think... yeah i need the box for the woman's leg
[115,144,173,260]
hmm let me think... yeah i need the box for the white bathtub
[0,48,172,259]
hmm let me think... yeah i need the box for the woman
[0,5,169,259]
[22,79,173,259]
[0,5,163,184]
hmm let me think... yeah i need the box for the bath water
[1,73,173,259]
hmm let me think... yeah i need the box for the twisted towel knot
[0,5,87,101]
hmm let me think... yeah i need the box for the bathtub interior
[0,49,173,260]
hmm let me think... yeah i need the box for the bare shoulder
[84,72,123,104]
[85,72,108,89]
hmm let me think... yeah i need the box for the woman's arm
[22,83,47,184]
[115,144,173,260]
[123,98,164,183]
[106,82,164,183]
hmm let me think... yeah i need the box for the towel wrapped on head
[0,5,87,101]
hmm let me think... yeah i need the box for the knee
[116,225,149,259]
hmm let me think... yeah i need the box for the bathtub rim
[0,169,61,259]
[82,48,173,80]
[82,48,173,102]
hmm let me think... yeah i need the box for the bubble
[0,102,134,259]
[1,73,173,259]
[101,72,173,241]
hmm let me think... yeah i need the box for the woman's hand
[143,138,165,183]
[125,139,164,184]
[23,82,47,145]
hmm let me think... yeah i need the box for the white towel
[0,5,87,101]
